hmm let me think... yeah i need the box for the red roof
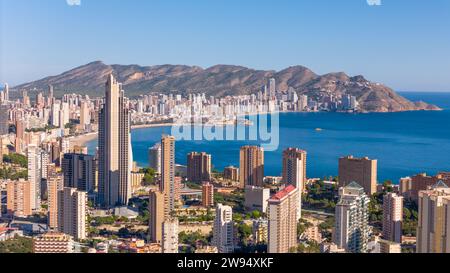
[270,185,297,201]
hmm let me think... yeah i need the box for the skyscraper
[62,153,96,193]
[239,146,264,188]
[213,204,234,253]
[269,78,276,98]
[282,148,307,190]
[98,74,132,207]
[57,187,87,240]
[148,189,167,244]
[161,135,176,213]
[268,185,299,253]
[417,181,450,253]
[382,193,403,243]
[148,143,161,173]
[27,144,42,211]
[282,148,306,220]
[4,83,9,102]
[0,104,9,135]
[162,218,179,253]
[80,101,91,128]
[47,165,63,230]
[187,152,212,183]
[334,182,370,253]
[338,156,377,196]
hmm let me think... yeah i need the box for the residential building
[47,166,63,230]
[62,153,96,193]
[244,186,270,214]
[6,179,32,217]
[379,239,401,253]
[27,144,41,211]
[98,74,132,207]
[239,146,264,188]
[161,135,176,214]
[268,185,299,253]
[224,166,239,182]
[187,152,212,183]
[162,218,179,253]
[382,193,403,243]
[33,233,73,253]
[213,204,234,253]
[149,190,167,244]
[148,143,161,173]
[57,187,87,240]
[202,181,214,208]
[334,182,370,253]
[338,156,377,195]
[417,181,450,253]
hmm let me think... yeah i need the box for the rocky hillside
[13,61,440,112]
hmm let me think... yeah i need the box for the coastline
[69,107,447,148]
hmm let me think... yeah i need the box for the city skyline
[1,0,450,258]
[1,0,450,91]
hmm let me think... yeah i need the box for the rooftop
[270,185,297,202]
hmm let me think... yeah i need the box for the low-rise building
[33,233,73,253]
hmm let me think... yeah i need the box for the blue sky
[1,0,449,91]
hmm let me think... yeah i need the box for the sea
[87,92,450,183]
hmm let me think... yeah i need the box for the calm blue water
[87,92,450,183]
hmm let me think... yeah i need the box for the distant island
[13,61,441,113]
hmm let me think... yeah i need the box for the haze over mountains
[14,61,440,112]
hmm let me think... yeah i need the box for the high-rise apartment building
[224,166,239,182]
[187,152,211,183]
[27,144,41,211]
[417,181,450,253]
[0,104,9,135]
[213,204,234,253]
[382,193,403,243]
[6,179,32,217]
[239,146,264,188]
[98,74,132,207]
[148,190,167,244]
[338,156,377,196]
[202,181,214,208]
[282,148,307,191]
[334,182,370,253]
[162,218,179,253]
[161,135,176,213]
[148,143,161,173]
[47,164,63,230]
[57,187,87,240]
[268,185,299,253]
[79,101,91,128]
[269,78,276,98]
[282,147,306,220]
[62,153,96,193]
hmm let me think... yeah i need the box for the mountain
[13,61,440,112]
